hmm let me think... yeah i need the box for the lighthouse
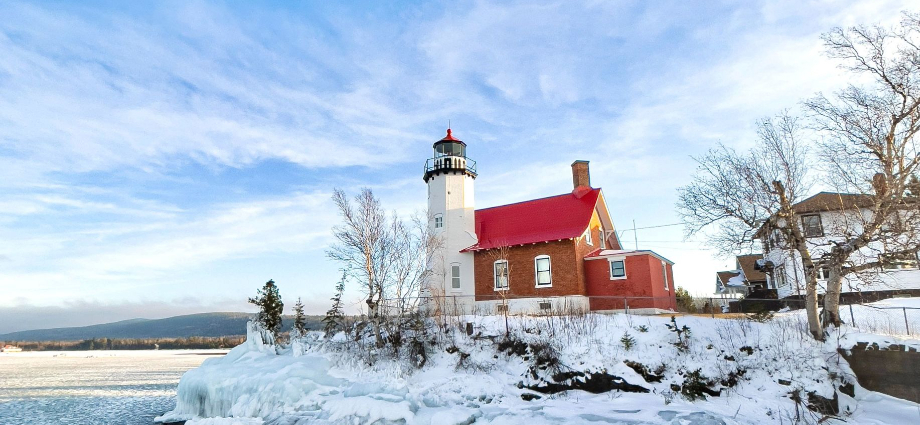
[423,129,478,308]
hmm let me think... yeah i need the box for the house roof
[755,192,874,238]
[716,270,742,286]
[583,248,675,264]
[736,254,767,283]
[792,192,873,214]
[461,188,601,252]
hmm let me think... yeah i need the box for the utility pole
[632,219,638,250]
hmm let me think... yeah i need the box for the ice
[0,350,223,425]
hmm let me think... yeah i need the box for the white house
[758,192,920,300]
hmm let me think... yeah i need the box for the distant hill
[0,312,324,342]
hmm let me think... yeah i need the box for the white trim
[493,259,509,291]
[534,255,552,287]
[608,257,627,280]
[661,260,669,291]
[585,249,675,265]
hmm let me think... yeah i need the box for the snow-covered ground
[783,297,920,337]
[158,303,920,425]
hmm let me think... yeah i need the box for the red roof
[462,188,601,252]
[440,128,460,142]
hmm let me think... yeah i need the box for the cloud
[1,0,917,308]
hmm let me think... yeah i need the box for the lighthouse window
[435,142,465,157]
[434,214,443,229]
[451,263,461,290]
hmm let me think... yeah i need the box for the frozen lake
[0,350,226,425]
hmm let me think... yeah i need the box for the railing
[423,155,477,177]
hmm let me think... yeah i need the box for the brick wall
[584,254,676,310]
[473,239,586,301]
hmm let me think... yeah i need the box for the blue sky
[0,0,912,333]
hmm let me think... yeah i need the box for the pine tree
[248,279,284,338]
[292,297,307,337]
[323,273,346,336]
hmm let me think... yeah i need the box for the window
[816,266,830,280]
[584,228,593,245]
[881,252,919,270]
[451,263,461,290]
[801,215,823,238]
[539,301,552,310]
[609,259,626,279]
[774,266,785,287]
[534,255,552,287]
[494,260,509,290]
[599,226,606,249]
[661,261,669,290]
[434,214,443,229]
[496,304,509,313]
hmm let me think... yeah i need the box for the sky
[0,0,914,333]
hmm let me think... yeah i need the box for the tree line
[2,336,246,351]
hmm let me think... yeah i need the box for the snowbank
[158,313,920,424]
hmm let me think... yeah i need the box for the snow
[158,312,920,424]
[724,273,747,288]
[778,297,920,337]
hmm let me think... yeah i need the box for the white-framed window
[599,226,606,249]
[494,260,509,290]
[609,258,626,280]
[585,228,593,245]
[434,214,443,229]
[661,261,669,290]
[815,265,830,280]
[534,255,552,287]
[801,214,823,238]
[450,263,461,290]
[774,266,785,287]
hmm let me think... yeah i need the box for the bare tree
[678,114,823,338]
[387,212,442,316]
[328,188,440,348]
[806,13,920,326]
[327,188,392,347]
[485,244,512,337]
[680,13,920,340]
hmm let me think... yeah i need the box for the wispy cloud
[0,0,916,328]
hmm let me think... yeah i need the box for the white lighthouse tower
[423,129,478,310]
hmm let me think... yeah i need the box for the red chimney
[571,160,590,190]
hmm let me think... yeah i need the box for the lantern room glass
[435,142,466,158]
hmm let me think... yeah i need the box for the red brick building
[459,161,676,313]
[424,129,676,314]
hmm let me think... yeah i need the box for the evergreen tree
[248,279,284,338]
[674,286,697,313]
[292,297,307,336]
[323,273,346,336]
